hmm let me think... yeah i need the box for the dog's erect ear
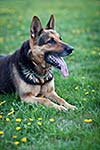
[30,16,43,38]
[45,15,55,29]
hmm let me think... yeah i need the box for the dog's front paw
[68,105,77,110]
[58,105,67,111]
[63,102,77,110]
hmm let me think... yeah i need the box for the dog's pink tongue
[58,57,69,77]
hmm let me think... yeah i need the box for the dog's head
[29,15,74,77]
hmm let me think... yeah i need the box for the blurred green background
[0,0,99,53]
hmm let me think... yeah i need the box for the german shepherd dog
[0,15,76,111]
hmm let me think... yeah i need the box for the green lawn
[0,0,100,150]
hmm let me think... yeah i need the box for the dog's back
[0,54,15,93]
[0,40,31,94]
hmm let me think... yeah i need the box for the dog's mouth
[44,52,69,77]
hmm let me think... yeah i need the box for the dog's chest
[13,65,54,96]
[13,66,53,96]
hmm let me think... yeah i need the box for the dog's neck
[17,40,53,85]
[31,59,52,76]
[29,37,52,75]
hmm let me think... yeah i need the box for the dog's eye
[60,37,62,40]
[47,38,56,45]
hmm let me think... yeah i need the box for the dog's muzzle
[44,44,74,78]
[58,45,74,57]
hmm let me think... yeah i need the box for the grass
[0,0,100,149]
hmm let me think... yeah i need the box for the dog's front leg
[46,91,77,110]
[20,93,67,111]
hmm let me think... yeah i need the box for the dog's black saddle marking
[0,55,16,93]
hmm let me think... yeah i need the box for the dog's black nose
[64,44,74,52]
[67,45,74,51]
[59,44,74,57]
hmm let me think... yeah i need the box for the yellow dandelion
[18,15,23,21]
[49,118,55,122]
[0,115,3,119]
[16,127,21,131]
[21,137,27,142]
[83,98,87,101]
[8,110,14,116]
[0,130,4,135]
[76,29,81,34]
[29,118,33,122]
[0,37,4,43]
[84,119,93,123]
[92,90,95,93]
[75,86,79,90]
[91,51,96,55]
[0,101,6,106]
[16,118,21,123]
[85,91,89,95]
[84,89,87,91]
[37,122,42,126]
[14,141,20,145]
[12,135,17,139]
[81,76,85,79]
[6,118,10,122]
[38,117,42,121]
[27,122,31,126]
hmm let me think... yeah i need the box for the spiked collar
[18,63,53,85]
